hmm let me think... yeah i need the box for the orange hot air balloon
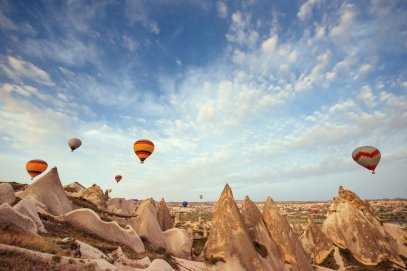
[133,139,155,164]
[115,175,122,183]
[26,159,48,180]
[352,146,381,174]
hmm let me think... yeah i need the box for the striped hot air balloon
[352,146,381,174]
[115,175,122,183]
[133,139,154,164]
[26,159,48,180]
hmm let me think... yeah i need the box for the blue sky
[1,0,407,201]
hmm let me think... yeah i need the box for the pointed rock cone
[131,198,167,249]
[322,186,405,267]
[263,197,314,271]
[241,196,285,271]
[17,167,72,216]
[157,198,173,231]
[301,216,333,264]
[199,184,266,270]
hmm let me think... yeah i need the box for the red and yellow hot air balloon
[133,139,154,164]
[352,146,381,174]
[115,175,122,183]
[26,159,48,180]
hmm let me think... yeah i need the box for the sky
[0,0,407,202]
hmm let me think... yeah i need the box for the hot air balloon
[182,201,188,208]
[115,175,122,183]
[199,194,203,200]
[68,138,82,152]
[352,146,381,174]
[133,139,154,163]
[26,159,48,180]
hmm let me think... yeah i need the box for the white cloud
[1,83,48,101]
[217,2,228,19]
[358,85,375,107]
[261,35,279,53]
[226,12,259,48]
[0,56,54,86]
[122,35,139,52]
[0,10,18,30]
[297,0,322,21]
[330,4,355,43]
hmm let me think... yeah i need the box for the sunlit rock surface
[157,198,173,231]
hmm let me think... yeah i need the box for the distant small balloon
[26,159,48,180]
[68,138,82,152]
[310,204,320,214]
[352,146,381,174]
[199,194,203,200]
[182,201,188,208]
[115,175,122,183]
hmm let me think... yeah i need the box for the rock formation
[108,246,151,268]
[0,183,15,205]
[163,228,193,259]
[13,198,47,233]
[58,208,145,253]
[263,197,314,271]
[107,197,137,215]
[63,182,86,194]
[301,216,333,264]
[199,184,266,271]
[17,167,72,216]
[241,196,285,271]
[157,198,173,231]
[0,203,38,235]
[134,259,175,271]
[132,198,167,249]
[73,184,107,209]
[322,186,405,267]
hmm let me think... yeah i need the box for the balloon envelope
[182,201,188,207]
[115,175,122,183]
[133,139,154,163]
[26,159,48,180]
[310,204,320,213]
[352,146,381,174]
[199,194,203,200]
[68,138,82,152]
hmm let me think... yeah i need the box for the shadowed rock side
[73,184,107,210]
[301,216,333,264]
[0,183,15,205]
[322,186,405,267]
[263,197,314,271]
[241,196,285,271]
[132,198,167,249]
[17,167,72,216]
[14,198,47,233]
[58,208,145,253]
[157,198,173,231]
[199,184,266,271]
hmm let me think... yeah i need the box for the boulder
[0,183,15,205]
[163,228,192,260]
[13,198,46,233]
[0,203,37,235]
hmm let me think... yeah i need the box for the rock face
[58,208,145,253]
[0,183,15,205]
[17,167,72,216]
[132,198,167,249]
[64,182,86,194]
[199,184,266,271]
[263,197,314,271]
[0,203,38,235]
[74,184,107,209]
[301,216,333,264]
[163,228,192,260]
[322,186,405,267]
[13,198,47,233]
[107,198,137,216]
[157,198,173,231]
[134,259,175,271]
[241,196,285,271]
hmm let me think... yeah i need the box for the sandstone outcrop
[157,198,173,231]
[0,183,15,205]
